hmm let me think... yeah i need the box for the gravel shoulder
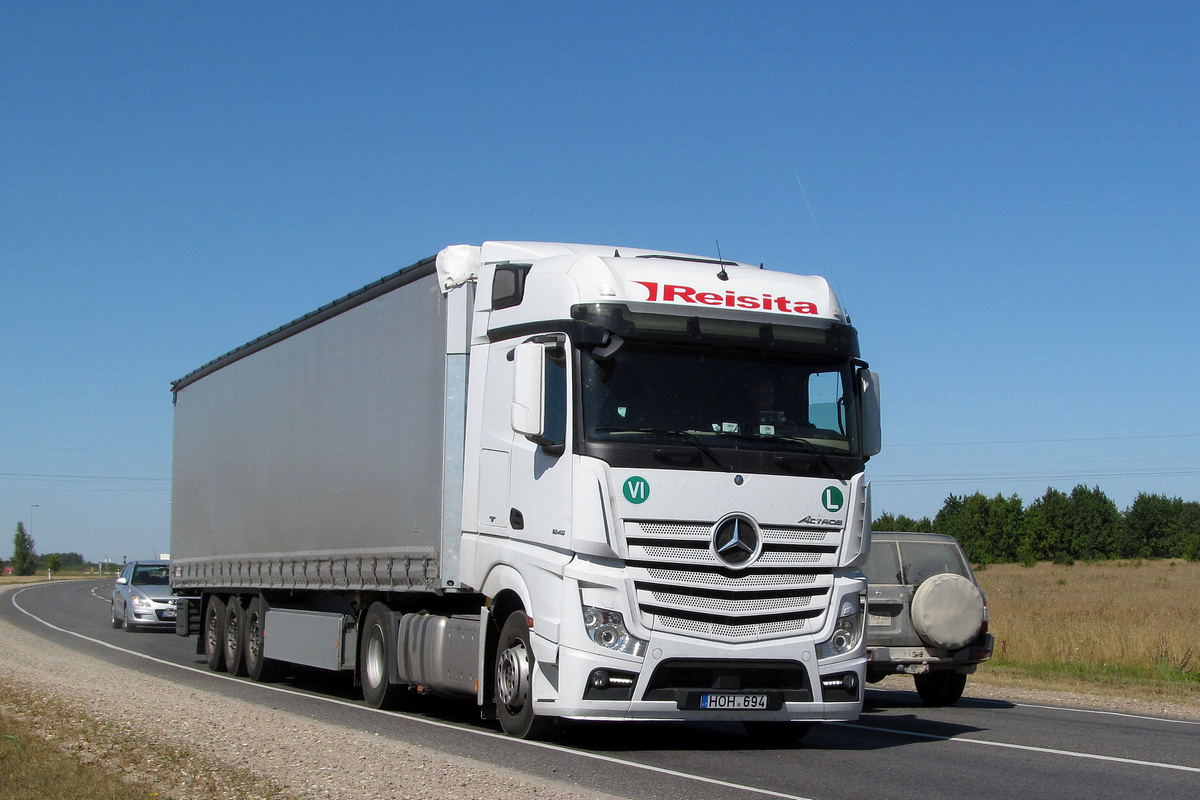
[0,584,621,800]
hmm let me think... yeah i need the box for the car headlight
[818,594,864,659]
[582,606,648,657]
[131,593,152,608]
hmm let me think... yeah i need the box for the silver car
[863,532,994,705]
[111,560,177,631]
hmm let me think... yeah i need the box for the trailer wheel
[245,596,285,682]
[914,671,967,706]
[494,611,556,740]
[223,598,248,676]
[204,596,227,672]
[360,603,406,709]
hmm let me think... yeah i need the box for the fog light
[584,668,638,700]
[820,671,859,699]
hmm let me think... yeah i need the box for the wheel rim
[226,613,239,654]
[206,608,220,653]
[247,613,263,664]
[497,639,530,711]
[365,626,386,689]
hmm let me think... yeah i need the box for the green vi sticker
[623,476,651,504]
[821,486,845,513]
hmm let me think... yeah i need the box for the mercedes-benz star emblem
[712,514,762,568]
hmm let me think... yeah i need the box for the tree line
[5,522,88,575]
[874,486,1200,566]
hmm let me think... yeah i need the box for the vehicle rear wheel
[204,595,227,672]
[223,598,248,676]
[743,721,814,743]
[244,596,285,682]
[360,602,407,709]
[914,671,967,706]
[494,611,556,740]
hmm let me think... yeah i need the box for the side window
[492,264,532,309]
[543,344,567,453]
[808,371,842,432]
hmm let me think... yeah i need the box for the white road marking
[832,721,1200,774]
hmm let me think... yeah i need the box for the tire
[914,671,967,706]
[360,603,406,709]
[123,606,137,632]
[494,611,556,740]
[111,601,123,629]
[204,595,227,672]
[223,598,248,676]
[742,721,814,743]
[245,596,285,683]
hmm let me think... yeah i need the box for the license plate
[868,613,890,627]
[700,693,768,710]
[162,610,176,619]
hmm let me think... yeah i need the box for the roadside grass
[0,706,164,800]
[0,570,109,586]
[0,678,286,800]
[972,559,1200,704]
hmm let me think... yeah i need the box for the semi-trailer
[170,241,881,739]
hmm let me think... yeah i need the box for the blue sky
[3,2,1198,563]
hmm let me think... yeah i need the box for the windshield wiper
[771,435,847,479]
[713,431,848,480]
[615,427,731,472]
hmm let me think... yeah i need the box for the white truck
[170,241,880,739]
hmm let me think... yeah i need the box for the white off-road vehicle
[863,532,994,705]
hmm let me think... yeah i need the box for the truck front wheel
[360,603,406,709]
[494,611,555,740]
[204,596,227,672]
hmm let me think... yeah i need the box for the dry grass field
[974,559,1200,699]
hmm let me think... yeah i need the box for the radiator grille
[626,520,842,643]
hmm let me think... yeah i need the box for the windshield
[580,341,861,459]
[132,565,170,586]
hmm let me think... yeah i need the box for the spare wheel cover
[910,573,984,649]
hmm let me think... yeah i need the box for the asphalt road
[6,579,1199,800]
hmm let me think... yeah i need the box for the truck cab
[449,243,880,736]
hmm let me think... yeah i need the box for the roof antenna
[614,249,620,257]
[715,240,729,281]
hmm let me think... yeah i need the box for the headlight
[818,594,864,659]
[582,606,648,657]
[131,593,152,608]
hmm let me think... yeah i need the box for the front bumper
[543,629,865,722]
[129,600,179,626]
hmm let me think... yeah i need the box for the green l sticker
[623,476,651,504]
[821,486,845,513]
